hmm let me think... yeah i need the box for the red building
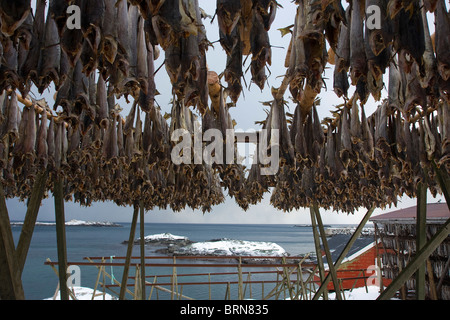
[317,230,392,292]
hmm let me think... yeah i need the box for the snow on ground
[325,285,388,300]
[138,232,189,242]
[175,238,288,257]
[45,287,116,300]
[65,219,122,227]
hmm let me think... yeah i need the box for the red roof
[370,203,449,223]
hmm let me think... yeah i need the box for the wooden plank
[377,216,450,300]
[0,185,25,300]
[15,170,48,275]
[416,182,427,300]
[54,178,69,300]
[119,204,139,300]
[313,206,375,300]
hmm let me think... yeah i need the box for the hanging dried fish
[335,20,350,73]
[20,0,45,89]
[361,104,375,161]
[0,0,31,36]
[424,0,439,12]
[250,8,271,90]
[0,35,19,92]
[333,66,349,98]
[38,8,61,93]
[350,0,368,86]
[339,105,352,168]
[217,0,241,36]
[435,0,450,81]
[419,3,437,89]
[393,1,425,75]
[36,110,48,169]
[224,26,243,103]
[366,0,393,57]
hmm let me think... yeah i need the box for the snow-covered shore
[174,238,288,257]
[11,219,122,227]
[129,233,288,258]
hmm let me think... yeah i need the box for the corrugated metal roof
[370,203,449,223]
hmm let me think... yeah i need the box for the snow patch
[45,287,116,300]
[173,238,288,257]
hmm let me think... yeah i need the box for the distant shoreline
[10,219,122,227]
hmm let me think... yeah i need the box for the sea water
[11,223,319,300]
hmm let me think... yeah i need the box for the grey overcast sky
[6,1,445,225]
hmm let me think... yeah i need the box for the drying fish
[0,0,31,36]
[224,26,243,103]
[36,110,48,169]
[0,33,20,91]
[350,0,368,86]
[152,0,187,50]
[216,0,241,36]
[138,40,156,113]
[100,0,119,64]
[253,0,278,31]
[339,105,352,168]
[5,91,20,142]
[136,15,149,95]
[393,1,425,75]
[38,10,61,93]
[424,0,439,12]
[250,9,272,90]
[365,0,393,57]
[435,0,450,81]
[20,0,46,89]
[419,4,437,89]
[80,0,105,58]
[333,66,349,98]
[335,21,350,73]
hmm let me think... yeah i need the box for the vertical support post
[238,257,243,300]
[310,208,328,300]
[311,204,342,300]
[0,185,25,300]
[374,224,384,292]
[139,200,146,300]
[416,182,427,300]
[15,170,48,275]
[119,204,139,300]
[54,178,69,301]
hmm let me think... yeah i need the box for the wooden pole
[54,178,69,300]
[15,170,48,275]
[377,216,450,300]
[312,204,342,300]
[139,200,146,300]
[416,182,427,300]
[0,185,25,299]
[310,207,328,300]
[119,204,139,300]
[313,206,375,300]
